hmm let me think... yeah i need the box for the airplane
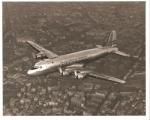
[26,30,137,84]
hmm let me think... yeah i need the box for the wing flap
[27,41,58,58]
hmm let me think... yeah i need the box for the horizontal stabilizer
[114,51,131,57]
[114,51,139,60]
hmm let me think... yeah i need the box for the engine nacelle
[59,68,71,76]
[62,71,70,76]
[74,72,86,79]
[76,73,86,79]
[74,70,89,79]
[35,53,47,60]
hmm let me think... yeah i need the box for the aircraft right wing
[27,41,58,59]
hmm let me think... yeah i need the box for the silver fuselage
[27,47,118,75]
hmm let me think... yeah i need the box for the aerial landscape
[3,2,145,115]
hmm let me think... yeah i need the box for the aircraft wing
[64,66,126,84]
[87,72,126,84]
[27,41,58,58]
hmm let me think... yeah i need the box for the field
[3,2,145,115]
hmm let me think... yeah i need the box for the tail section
[105,30,117,47]
[105,30,132,58]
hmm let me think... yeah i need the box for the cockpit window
[30,65,41,70]
[30,67,37,70]
[39,66,42,68]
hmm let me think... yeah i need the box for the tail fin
[105,30,117,47]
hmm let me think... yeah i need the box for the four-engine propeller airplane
[27,30,136,84]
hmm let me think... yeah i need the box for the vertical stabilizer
[105,30,117,47]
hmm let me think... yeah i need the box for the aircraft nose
[27,70,34,75]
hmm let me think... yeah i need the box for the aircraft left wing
[27,41,58,59]
[64,66,126,84]
[87,72,126,84]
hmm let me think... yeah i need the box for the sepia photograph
[3,1,146,116]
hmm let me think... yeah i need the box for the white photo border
[0,0,149,120]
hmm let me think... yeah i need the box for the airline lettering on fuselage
[60,56,87,66]
[59,50,109,67]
